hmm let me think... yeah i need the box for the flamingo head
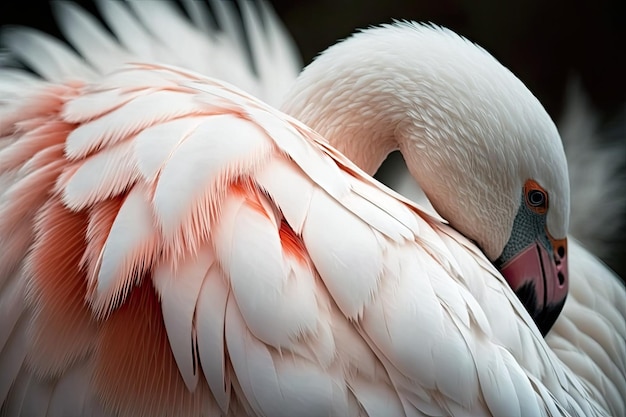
[492,180,568,336]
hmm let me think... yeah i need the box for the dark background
[1,0,624,120]
[2,0,625,274]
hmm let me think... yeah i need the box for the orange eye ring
[524,179,548,214]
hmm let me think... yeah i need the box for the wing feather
[195,262,231,413]
[302,186,385,320]
[350,378,406,417]
[17,375,55,417]
[93,0,165,62]
[1,368,30,417]
[152,243,215,392]
[0,158,65,281]
[0,27,97,82]
[60,138,139,210]
[0,271,25,356]
[255,157,314,234]
[246,106,351,200]
[91,184,158,315]
[65,88,202,159]
[0,121,71,173]
[223,295,283,417]
[214,188,320,348]
[0,316,29,410]
[224,295,346,417]
[124,1,210,65]
[52,2,133,73]
[152,113,274,258]
[46,362,92,417]
[180,0,215,35]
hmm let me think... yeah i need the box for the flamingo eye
[528,190,547,208]
[523,180,549,214]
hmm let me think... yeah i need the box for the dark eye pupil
[528,190,545,206]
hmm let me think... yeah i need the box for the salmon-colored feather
[93,277,215,417]
[0,159,63,240]
[0,120,73,173]
[278,220,307,262]
[0,84,81,135]
[24,198,96,378]
[81,197,124,296]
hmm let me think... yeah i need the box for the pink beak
[498,236,568,335]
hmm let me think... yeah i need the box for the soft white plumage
[0,2,624,417]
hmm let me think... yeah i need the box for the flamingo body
[0,2,624,417]
[0,60,604,417]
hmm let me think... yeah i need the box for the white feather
[350,378,406,417]
[195,262,231,413]
[0,69,41,97]
[207,0,247,59]
[61,88,145,124]
[134,116,206,183]
[256,0,303,101]
[65,89,201,160]
[52,2,133,73]
[246,107,351,200]
[94,184,155,313]
[224,295,345,417]
[214,191,319,348]
[93,0,167,61]
[224,294,283,416]
[474,346,524,417]
[0,27,97,82]
[152,114,272,240]
[125,1,211,72]
[255,158,314,234]
[61,139,139,210]
[359,244,443,390]
[302,187,384,319]
[153,243,215,392]
[340,189,414,242]
[180,0,214,35]
[347,176,421,238]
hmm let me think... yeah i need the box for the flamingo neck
[280,23,566,260]
[281,75,402,175]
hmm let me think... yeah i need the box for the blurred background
[276,0,625,124]
[1,0,625,274]
[2,0,624,123]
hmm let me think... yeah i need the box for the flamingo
[0,1,624,416]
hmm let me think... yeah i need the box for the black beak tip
[514,282,567,336]
[534,297,567,336]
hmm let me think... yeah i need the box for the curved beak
[497,235,568,336]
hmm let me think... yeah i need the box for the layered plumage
[0,58,603,417]
[0,2,624,417]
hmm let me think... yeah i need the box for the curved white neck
[280,23,568,260]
